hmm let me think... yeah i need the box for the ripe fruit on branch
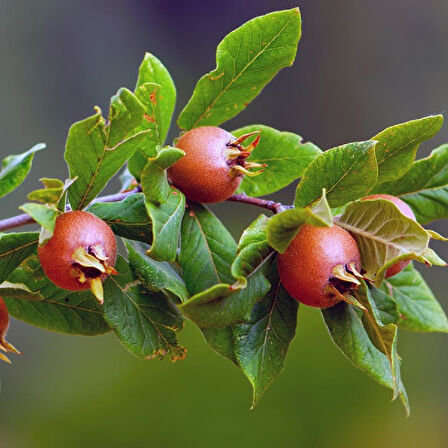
[38,211,117,304]
[363,194,416,278]
[0,297,21,363]
[168,126,265,203]
[277,224,362,308]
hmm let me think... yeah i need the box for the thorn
[229,130,261,146]
[88,277,104,305]
[231,165,264,177]
[242,134,261,153]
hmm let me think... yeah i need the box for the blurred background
[1,0,448,446]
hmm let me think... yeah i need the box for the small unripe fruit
[278,224,362,308]
[168,126,264,203]
[363,194,416,278]
[0,297,21,363]
[38,211,117,303]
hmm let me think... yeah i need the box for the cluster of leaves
[1,7,447,412]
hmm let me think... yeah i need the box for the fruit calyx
[225,130,266,177]
[324,262,366,309]
[0,297,21,364]
[0,339,21,364]
[70,245,117,304]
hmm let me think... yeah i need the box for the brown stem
[0,188,141,232]
[0,189,289,232]
[227,193,290,214]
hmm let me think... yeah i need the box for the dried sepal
[71,246,117,304]
[0,297,21,363]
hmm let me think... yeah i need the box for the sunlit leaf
[178,8,301,129]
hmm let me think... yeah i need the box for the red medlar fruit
[168,126,264,203]
[38,211,117,304]
[277,224,362,308]
[0,297,21,363]
[363,194,416,278]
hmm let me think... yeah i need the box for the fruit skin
[168,126,242,203]
[38,211,117,291]
[363,194,416,278]
[277,224,362,308]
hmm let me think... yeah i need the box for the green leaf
[294,141,378,208]
[322,303,409,414]
[145,188,185,261]
[179,202,236,295]
[27,178,64,204]
[128,52,177,179]
[179,269,270,328]
[135,52,176,144]
[0,281,41,301]
[141,146,185,204]
[0,232,39,284]
[102,257,186,361]
[233,260,298,407]
[5,294,109,336]
[355,281,402,399]
[127,83,162,180]
[27,178,77,213]
[417,247,447,266]
[65,108,150,210]
[426,229,448,241]
[231,214,273,287]
[0,143,45,198]
[267,190,332,253]
[366,285,399,326]
[337,199,429,283]
[19,203,60,243]
[107,87,146,147]
[177,8,301,130]
[126,241,188,303]
[232,125,321,197]
[133,83,162,140]
[5,256,109,335]
[379,263,448,333]
[201,327,238,365]
[87,193,152,244]
[378,144,448,224]
[371,115,443,188]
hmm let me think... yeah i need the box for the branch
[0,189,289,232]
[227,193,290,214]
[0,188,140,232]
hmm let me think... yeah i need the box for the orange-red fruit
[277,224,362,308]
[38,211,117,291]
[168,126,242,203]
[363,194,416,278]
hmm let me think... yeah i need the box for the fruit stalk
[227,194,290,214]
